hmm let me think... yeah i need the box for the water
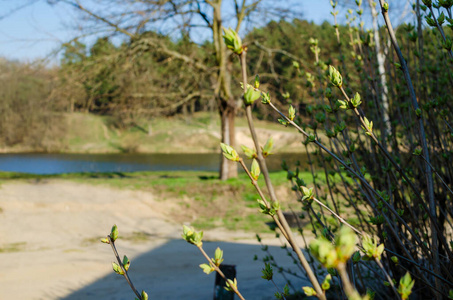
[0,153,308,175]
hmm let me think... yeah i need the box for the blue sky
[0,0,337,62]
[0,0,411,63]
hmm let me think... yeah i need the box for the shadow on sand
[62,239,310,300]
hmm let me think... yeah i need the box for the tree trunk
[219,99,237,180]
[212,0,238,180]
[368,0,390,138]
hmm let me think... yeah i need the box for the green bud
[383,2,389,11]
[422,0,432,7]
[100,237,110,244]
[302,286,317,297]
[261,92,271,104]
[243,86,261,105]
[288,105,296,121]
[182,225,203,247]
[439,0,453,8]
[337,99,348,110]
[415,108,422,117]
[328,65,343,87]
[322,274,332,291]
[225,278,238,292]
[413,148,422,156]
[251,159,261,180]
[438,12,446,25]
[278,118,288,126]
[262,137,274,157]
[351,92,362,107]
[141,291,149,300]
[282,91,290,99]
[362,234,385,260]
[213,247,224,266]
[398,273,415,300]
[443,37,452,51]
[112,262,124,275]
[325,87,332,98]
[254,74,260,88]
[222,28,243,55]
[220,143,240,161]
[391,256,399,264]
[301,186,314,203]
[425,15,436,27]
[261,263,273,280]
[241,145,256,159]
[110,224,118,242]
[362,117,373,136]
[335,227,357,262]
[122,255,130,271]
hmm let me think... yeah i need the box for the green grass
[0,169,336,233]
[0,242,26,253]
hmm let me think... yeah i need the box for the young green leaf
[261,263,273,280]
[199,263,215,274]
[241,145,256,159]
[262,137,274,157]
[225,278,238,292]
[301,186,314,203]
[261,92,271,104]
[251,159,261,180]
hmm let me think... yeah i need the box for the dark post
[214,264,236,300]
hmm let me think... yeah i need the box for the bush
[101,1,453,299]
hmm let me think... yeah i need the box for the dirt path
[0,180,309,299]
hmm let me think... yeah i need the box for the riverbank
[0,179,311,299]
[0,112,306,154]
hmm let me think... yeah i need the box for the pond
[0,153,309,174]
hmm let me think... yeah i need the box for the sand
[0,180,310,300]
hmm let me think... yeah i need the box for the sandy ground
[0,180,310,300]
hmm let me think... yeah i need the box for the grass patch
[0,242,26,253]
[121,232,153,243]
[81,236,104,246]
[0,169,332,233]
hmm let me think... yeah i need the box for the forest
[0,18,390,151]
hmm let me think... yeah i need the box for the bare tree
[47,0,300,179]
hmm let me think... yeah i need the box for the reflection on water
[0,153,309,174]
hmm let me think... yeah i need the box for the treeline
[0,59,67,150]
[0,18,450,150]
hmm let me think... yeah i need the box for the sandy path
[0,180,309,299]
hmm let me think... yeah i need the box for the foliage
[0,59,66,150]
